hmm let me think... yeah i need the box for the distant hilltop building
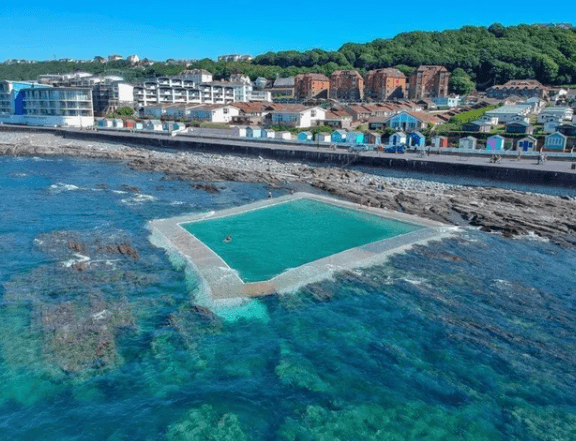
[218,54,252,62]
[108,54,123,62]
[126,55,140,65]
[178,69,213,84]
[364,68,406,101]
[408,65,450,99]
[486,79,549,100]
[534,23,572,29]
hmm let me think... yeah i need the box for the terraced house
[486,79,549,100]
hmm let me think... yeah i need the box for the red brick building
[329,70,364,101]
[408,65,450,99]
[294,73,330,99]
[364,68,406,100]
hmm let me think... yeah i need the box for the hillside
[2,24,576,88]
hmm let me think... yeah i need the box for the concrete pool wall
[149,192,456,304]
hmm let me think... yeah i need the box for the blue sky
[2,0,575,61]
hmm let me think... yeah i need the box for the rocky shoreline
[1,131,576,247]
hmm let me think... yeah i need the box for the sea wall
[1,124,575,188]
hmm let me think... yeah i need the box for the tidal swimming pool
[181,197,422,282]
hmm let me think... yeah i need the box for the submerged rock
[100,242,140,259]
[190,183,220,193]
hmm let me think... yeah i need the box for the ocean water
[183,198,420,282]
[0,155,575,440]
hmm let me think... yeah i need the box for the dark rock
[193,305,220,321]
[100,242,140,259]
[121,184,140,192]
[190,183,220,193]
[67,240,84,252]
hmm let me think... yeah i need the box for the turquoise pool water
[182,198,421,282]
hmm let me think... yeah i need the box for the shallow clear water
[183,198,420,282]
[1,156,576,440]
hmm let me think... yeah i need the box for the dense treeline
[252,24,576,87]
[2,24,576,88]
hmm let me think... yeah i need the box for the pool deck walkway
[150,192,455,301]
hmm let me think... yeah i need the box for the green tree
[449,68,475,94]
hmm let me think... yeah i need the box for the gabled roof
[547,131,567,138]
[273,77,295,87]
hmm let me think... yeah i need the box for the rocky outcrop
[2,131,576,246]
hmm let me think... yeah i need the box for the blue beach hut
[407,131,426,147]
[261,129,275,139]
[346,131,364,144]
[486,135,505,151]
[544,132,567,151]
[246,126,262,138]
[298,131,313,142]
[331,130,347,143]
[388,131,406,146]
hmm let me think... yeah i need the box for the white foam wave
[62,253,91,268]
[120,194,158,205]
[49,183,81,193]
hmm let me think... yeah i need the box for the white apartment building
[0,83,94,127]
[134,78,236,107]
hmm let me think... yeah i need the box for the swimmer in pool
[224,234,232,243]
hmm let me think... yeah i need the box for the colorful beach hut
[346,131,364,144]
[364,132,381,145]
[297,131,313,142]
[459,136,477,150]
[246,126,262,138]
[432,136,449,148]
[135,122,144,131]
[316,132,331,143]
[123,120,135,129]
[275,131,292,140]
[516,136,537,152]
[112,118,124,129]
[544,132,567,151]
[486,135,505,151]
[407,131,426,147]
[146,120,163,131]
[388,131,406,146]
[331,130,347,143]
[236,127,247,137]
[261,129,275,139]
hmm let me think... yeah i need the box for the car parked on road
[348,144,373,152]
[384,145,406,154]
